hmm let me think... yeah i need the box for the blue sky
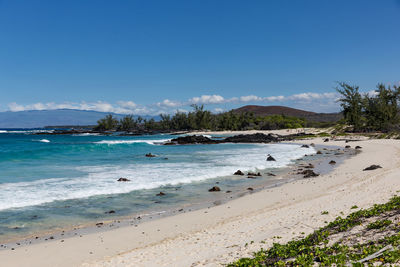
[1,0,400,115]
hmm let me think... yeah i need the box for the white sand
[1,137,399,267]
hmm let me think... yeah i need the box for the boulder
[301,144,309,148]
[208,186,221,192]
[267,154,276,161]
[117,177,130,182]
[105,210,115,214]
[345,145,351,148]
[316,150,322,154]
[145,153,156,157]
[247,187,254,191]
[329,160,336,165]
[156,192,166,196]
[266,172,276,176]
[310,143,315,147]
[363,165,382,171]
[355,146,362,149]
[324,138,329,142]
[234,170,244,176]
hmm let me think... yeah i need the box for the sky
[0,0,400,115]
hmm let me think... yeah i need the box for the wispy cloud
[6,91,341,115]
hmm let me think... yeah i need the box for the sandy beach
[1,136,399,267]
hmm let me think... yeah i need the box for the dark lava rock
[363,165,382,171]
[117,177,130,182]
[96,223,103,227]
[304,164,314,169]
[247,187,254,191]
[226,190,232,193]
[324,138,329,142]
[329,160,336,165]
[208,186,221,192]
[301,169,320,178]
[355,146,362,149]
[247,172,261,176]
[168,135,219,145]
[156,192,166,196]
[105,210,116,214]
[301,144,309,148]
[224,133,278,143]
[316,151,322,154]
[145,153,156,157]
[345,145,351,148]
[234,170,244,175]
[267,154,276,161]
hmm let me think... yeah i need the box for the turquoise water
[0,130,315,241]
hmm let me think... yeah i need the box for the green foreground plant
[228,196,400,266]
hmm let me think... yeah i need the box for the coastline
[0,140,344,245]
[1,135,398,266]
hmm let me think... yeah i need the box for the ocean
[0,130,315,242]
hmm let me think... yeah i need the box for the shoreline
[1,135,396,266]
[0,141,348,247]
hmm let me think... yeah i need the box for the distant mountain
[0,109,158,128]
[233,105,342,122]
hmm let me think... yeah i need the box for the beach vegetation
[337,82,400,132]
[228,195,400,266]
[94,114,119,131]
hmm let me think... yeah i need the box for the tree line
[336,82,400,131]
[94,104,308,132]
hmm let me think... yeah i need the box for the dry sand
[1,137,399,267]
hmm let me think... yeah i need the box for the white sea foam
[73,133,100,136]
[38,139,50,143]
[94,139,171,145]
[0,130,7,133]
[6,130,54,134]
[0,144,314,210]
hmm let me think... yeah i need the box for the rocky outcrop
[223,133,279,143]
[300,169,320,178]
[267,154,276,161]
[247,172,261,176]
[117,177,130,182]
[156,192,166,196]
[168,135,219,145]
[329,160,336,165]
[145,153,156,157]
